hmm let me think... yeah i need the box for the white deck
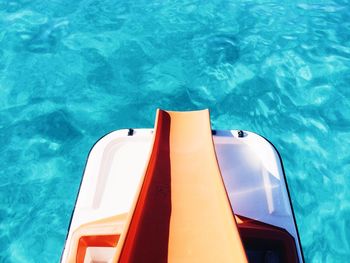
[61,129,303,262]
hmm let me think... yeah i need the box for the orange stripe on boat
[114,109,248,262]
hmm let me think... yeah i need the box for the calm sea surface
[1,0,350,262]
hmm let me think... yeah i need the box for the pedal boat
[61,109,304,263]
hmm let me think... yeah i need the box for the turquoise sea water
[1,0,349,262]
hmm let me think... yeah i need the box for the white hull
[61,129,303,262]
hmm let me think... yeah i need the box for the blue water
[1,0,349,262]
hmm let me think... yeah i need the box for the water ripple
[1,0,350,262]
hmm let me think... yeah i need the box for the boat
[61,109,304,263]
